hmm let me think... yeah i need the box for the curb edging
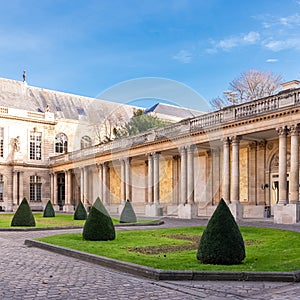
[24,239,300,282]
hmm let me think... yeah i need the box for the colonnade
[49,127,300,223]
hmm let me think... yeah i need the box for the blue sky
[0,0,300,110]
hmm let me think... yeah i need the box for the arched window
[81,135,92,149]
[55,133,68,153]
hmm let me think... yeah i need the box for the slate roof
[0,78,133,122]
[144,102,203,119]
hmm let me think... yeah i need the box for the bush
[82,197,115,241]
[197,198,245,265]
[120,199,137,223]
[43,200,55,217]
[11,198,36,227]
[74,201,87,220]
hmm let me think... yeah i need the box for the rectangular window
[30,131,42,160]
[0,128,3,158]
[30,175,42,202]
[0,174,3,201]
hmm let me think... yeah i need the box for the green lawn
[0,213,86,228]
[37,226,300,272]
[0,213,158,228]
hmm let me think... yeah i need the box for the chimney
[281,80,300,91]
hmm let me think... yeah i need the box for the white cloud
[172,50,193,63]
[266,58,278,63]
[263,38,300,51]
[279,14,300,27]
[243,31,260,43]
[207,31,260,53]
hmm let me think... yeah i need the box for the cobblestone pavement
[0,218,299,299]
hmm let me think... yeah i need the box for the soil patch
[126,234,262,255]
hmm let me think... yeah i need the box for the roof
[0,78,133,122]
[144,102,203,119]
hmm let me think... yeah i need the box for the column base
[145,203,163,217]
[118,203,126,216]
[5,204,13,212]
[228,202,243,221]
[177,203,198,219]
[63,204,74,213]
[274,203,299,224]
[53,205,60,212]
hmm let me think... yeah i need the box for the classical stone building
[1,77,300,224]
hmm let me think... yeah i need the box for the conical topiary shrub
[74,201,87,220]
[11,198,36,227]
[120,199,137,223]
[82,197,115,241]
[197,198,245,265]
[43,200,55,217]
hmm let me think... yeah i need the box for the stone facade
[1,78,300,224]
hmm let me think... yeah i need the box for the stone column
[146,152,162,217]
[50,173,54,203]
[103,163,109,205]
[248,142,257,205]
[256,141,266,205]
[83,167,89,205]
[80,168,84,204]
[289,125,299,204]
[19,171,24,202]
[120,159,126,203]
[275,126,299,224]
[229,136,242,220]
[230,136,240,203]
[63,170,73,212]
[12,170,17,206]
[180,147,187,204]
[187,145,195,204]
[97,164,103,200]
[277,127,288,205]
[53,172,58,206]
[212,147,221,204]
[125,158,131,201]
[178,145,197,219]
[147,154,153,203]
[222,138,230,203]
[153,152,160,204]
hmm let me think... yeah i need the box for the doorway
[57,173,65,210]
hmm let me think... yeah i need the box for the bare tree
[210,69,282,109]
[92,112,126,144]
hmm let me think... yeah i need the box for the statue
[23,70,26,82]
[13,136,20,152]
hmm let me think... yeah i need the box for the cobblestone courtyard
[0,218,299,299]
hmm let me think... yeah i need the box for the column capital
[230,135,241,144]
[257,140,266,150]
[221,137,230,145]
[288,124,299,136]
[248,141,257,150]
[152,152,160,160]
[186,144,196,153]
[276,126,287,136]
[179,146,187,153]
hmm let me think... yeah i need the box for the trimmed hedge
[82,197,115,241]
[197,198,245,265]
[11,198,36,227]
[74,201,87,220]
[43,200,55,217]
[120,200,137,223]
